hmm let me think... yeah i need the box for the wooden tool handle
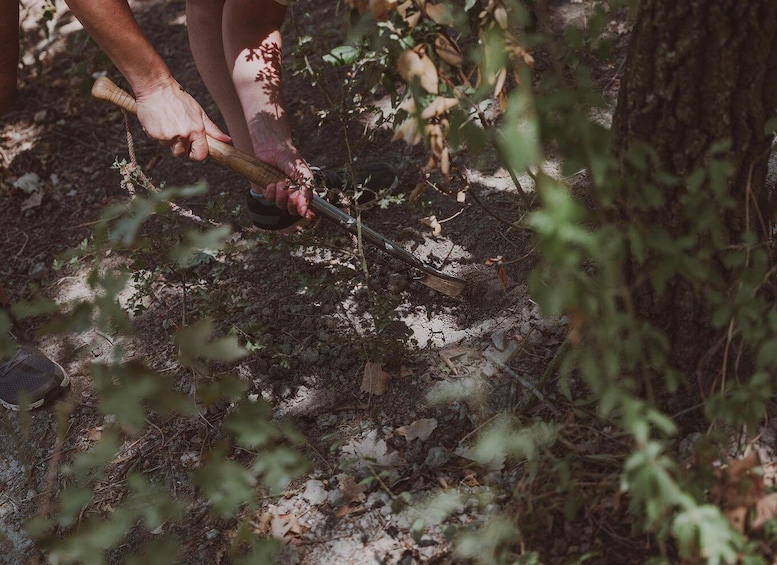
[91,76,284,188]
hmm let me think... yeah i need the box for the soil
[0,1,629,563]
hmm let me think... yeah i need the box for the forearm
[0,0,19,116]
[64,0,174,95]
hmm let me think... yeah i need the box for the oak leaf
[396,418,438,442]
[361,361,392,395]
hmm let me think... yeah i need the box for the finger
[274,181,289,210]
[264,182,277,204]
[288,189,308,217]
[189,133,208,161]
[171,139,189,158]
[203,115,231,143]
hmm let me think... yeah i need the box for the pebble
[367,490,390,509]
[28,262,47,281]
[302,479,328,505]
[298,347,320,365]
[424,446,450,468]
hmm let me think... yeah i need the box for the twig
[37,392,76,520]
[483,351,562,418]
[13,233,29,259]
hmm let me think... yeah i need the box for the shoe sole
[0,361,70,411]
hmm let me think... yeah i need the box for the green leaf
[193,446,257,517]
[672,506,739,565]
[323,45,360,66]
[251,446,309,494]
[169,225,232,268]
[126,536,180,565]
[764,116,777,135]
[176,319,248,366]
[224,399,279,448]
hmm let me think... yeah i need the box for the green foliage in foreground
[10,0,777,563]
[16,178,309,564]
[332,0,777,563]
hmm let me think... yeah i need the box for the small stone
[387,273,408,294]
[301,479,328,505]
[28,262,47,281]
[424,446,450,468]
[298,347,320,365]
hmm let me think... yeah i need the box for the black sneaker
[0,345,69,410]
[247,162,398,231]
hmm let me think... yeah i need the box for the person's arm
[0,0,20,117]
[65,0,229,159]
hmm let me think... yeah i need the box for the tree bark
[611,0,777,377]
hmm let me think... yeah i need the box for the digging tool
[91,77,466,298]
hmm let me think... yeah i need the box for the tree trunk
[611,0,777,378]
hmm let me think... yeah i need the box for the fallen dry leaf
[334,504,364,518]
[397,0,421,28]
[396,418,438,442]
[493,5,509,29]
[408,181,426,202]
[439,345,479,375]
[462,472,480,487]
[712,451,765,509]
[271,512,305,540]
[441,146,450,176]
[497,265,509,292]
[752,492,777,530]
[493,66,507,99]
[21,190,43,211]
[419,215,442,237]
[368,0,398,19]
[252,510,273,535]
[420,96,459,120]
[392,117,422,145]
[434,33,463,68]
[424,2,453,25]
[361,361,392,395]
[338,474,367,504]
[398,48,439,94]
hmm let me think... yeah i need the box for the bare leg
[185,0,253,154]
[186,0,311,217]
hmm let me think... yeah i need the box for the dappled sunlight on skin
[245,44,283,97]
